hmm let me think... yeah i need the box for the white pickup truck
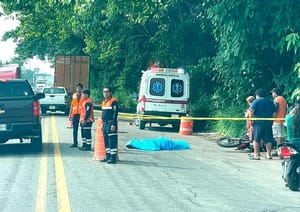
[36,79,47,91]
[39,86,68,115]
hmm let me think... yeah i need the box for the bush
[189,94,212,132]
[114,90,137,113]
[212,105,246,137]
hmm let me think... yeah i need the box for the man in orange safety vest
[79,89,94,151]
[69,83,83,148]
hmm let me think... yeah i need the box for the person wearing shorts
[272,123,285,142]
[271,87,287,145]
[249,88,276,160]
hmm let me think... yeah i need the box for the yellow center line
[51,116,71,212]
[35,118,48,212]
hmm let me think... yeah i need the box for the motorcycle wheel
[217,137,241,148]
[287,165,300,191]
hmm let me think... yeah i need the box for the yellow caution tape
[94,110,284,121]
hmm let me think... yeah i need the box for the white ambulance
[135,67,190,130]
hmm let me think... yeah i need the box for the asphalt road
[0,114,299,212]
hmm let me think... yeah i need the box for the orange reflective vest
[72,93,78,99]
[80,98,94,123]
[101,97,118,125]
[70,94,83,115]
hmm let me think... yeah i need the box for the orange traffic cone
[93,119,106,161]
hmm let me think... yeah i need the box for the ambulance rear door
[144,71,190,116]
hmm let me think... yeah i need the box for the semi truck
[0,64,21,79]
[53,55,90,113]
[54,55,90,93]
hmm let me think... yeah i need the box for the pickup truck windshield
[43,88,66,94]
[0,81,33,97]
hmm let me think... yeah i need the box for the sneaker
[248,153,260,156]
[249,155,260,160]
[70,144,78,148]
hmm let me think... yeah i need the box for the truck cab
[36,79,47,91]
[0,64,20,79]
[39,86,68,115]
[0,79,45,151]
[135,67,190,130]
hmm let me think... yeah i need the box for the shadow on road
[0,143,42,156]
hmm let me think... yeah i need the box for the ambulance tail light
[139,95,146,112]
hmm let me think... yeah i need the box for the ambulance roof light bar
[150,67,185,73]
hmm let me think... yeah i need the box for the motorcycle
[278,142,300,191]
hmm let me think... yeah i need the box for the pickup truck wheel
[172,124,180,131]
[31,132,42,152]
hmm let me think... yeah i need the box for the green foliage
[207,0,300,106]
[1,0,300,137]
[286,33,300,54]
[114,90,137,113]
[212,105,247,137]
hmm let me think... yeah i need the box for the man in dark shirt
[249,88,276,160]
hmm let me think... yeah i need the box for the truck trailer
[54,55,90,93]
[0,64,21,79]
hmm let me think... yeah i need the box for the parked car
[0,79,45,151]
[39,86,69,115]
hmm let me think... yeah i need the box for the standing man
[79,89,94,151]
[69,83,83,148]
[271,87,287,145]
[101,86,118,164]
[249,88,276,160]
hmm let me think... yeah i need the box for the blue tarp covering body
[126,137,190,151]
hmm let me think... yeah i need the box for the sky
[0,7,54,74]
[0,11,18,62]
